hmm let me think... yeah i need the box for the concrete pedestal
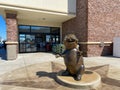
[5,42,18,60]
[57,70,101,89]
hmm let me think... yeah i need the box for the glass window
[26,35,31,43]
[46,35,51,43]
[19,26,30,33]
[31,26,50,33]
[56,35,59,43]
[18,26,30,33]
[19,34,25,43]
[19,25,60,53]
[19,43,26,52]
[51,27,60,34]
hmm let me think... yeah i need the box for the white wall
[0,0,76,14]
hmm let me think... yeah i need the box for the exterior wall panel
[0,0,76,14]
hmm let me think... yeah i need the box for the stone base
[5,42,18,60]
[56,70,101,89]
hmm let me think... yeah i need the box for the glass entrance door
[25,34,36,52]
[19,25,60,53]
[19,34,26,52]
[19,34,36,53]
[35,34,46,52]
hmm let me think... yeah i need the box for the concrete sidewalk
[0,53,120,90]
[0,53,56,75]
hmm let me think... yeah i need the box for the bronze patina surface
[59,34,85,81]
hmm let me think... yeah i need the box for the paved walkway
[0,52,120,90]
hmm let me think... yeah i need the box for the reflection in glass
[56,35,59,43]
[31,26,50,33]
[20,43,26,52]
[20,34,25,43]
[19,26,30,33]
[25,35,36,52]
[51,27,60,34]
[46,35,51,43]
[19,25,60,53]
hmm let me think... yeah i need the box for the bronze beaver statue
[56,34,85,81]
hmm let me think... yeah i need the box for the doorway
[19,25,60,53]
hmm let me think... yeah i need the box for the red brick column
[6,11,18,42]
[5,11,18,60]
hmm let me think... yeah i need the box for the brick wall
[62,0,88,56]
[62,0,120,57]
[87,0,120,56]
[6,13,18,42]
[6,19,18,42]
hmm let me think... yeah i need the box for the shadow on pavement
[36,71,57,80]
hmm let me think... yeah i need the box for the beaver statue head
[63,34,78,50]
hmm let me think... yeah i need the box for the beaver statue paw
[74,74,82,81]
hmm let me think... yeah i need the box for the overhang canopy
[0,0,76,26]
